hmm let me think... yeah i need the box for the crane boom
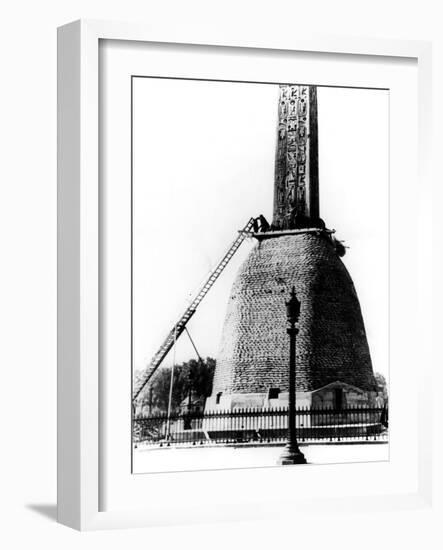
[132,217,256,402]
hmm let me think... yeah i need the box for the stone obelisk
[273,85,321,228]
[205,85,377,411]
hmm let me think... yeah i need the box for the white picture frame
[57,19,433,531]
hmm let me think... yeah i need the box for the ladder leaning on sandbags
[132,216,256,403]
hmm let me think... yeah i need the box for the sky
[132,78,389,379]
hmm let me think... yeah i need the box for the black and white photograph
[131,78,389,473]
[3,0,438,543]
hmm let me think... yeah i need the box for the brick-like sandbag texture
[211,232,377,397]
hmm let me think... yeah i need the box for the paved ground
[133,441,389,473]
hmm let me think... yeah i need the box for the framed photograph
[57,20,433,530]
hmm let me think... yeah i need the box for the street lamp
[278,286,307,465]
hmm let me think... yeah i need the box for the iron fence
[133,405,388,447]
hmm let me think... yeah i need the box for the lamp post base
[278,443,307,465]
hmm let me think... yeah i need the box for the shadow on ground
[26,504,57,522]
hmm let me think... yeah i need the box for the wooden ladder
[133,217,255,401]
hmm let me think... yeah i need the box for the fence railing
[133,406,388,447]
